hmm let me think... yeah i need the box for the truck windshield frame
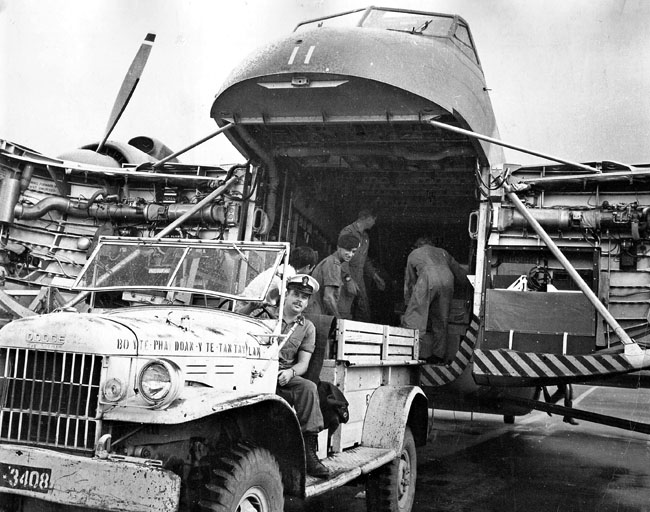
[73,237,288,302]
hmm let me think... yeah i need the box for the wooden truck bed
[305,319,420,497]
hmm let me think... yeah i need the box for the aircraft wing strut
[503,395,650,435]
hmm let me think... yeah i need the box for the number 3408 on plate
[0,462,51,493]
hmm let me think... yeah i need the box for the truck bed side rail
[335,320,419,365]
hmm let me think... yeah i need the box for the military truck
[0,236,428,512]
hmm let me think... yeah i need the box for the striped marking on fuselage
[419,315,479,387]
[472,348,634,382]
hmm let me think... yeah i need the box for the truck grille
[0,348,102,452]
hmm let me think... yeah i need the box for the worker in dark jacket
[307,234,360,318]
[402,237,467,364]
[339,210,385,321]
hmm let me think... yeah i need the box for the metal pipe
[154,174,240,239]
[504,396,650,435]
[518,168,649,186]
[278,169,288,241]
[0,176,21,224]
[504,184,636,347]
[19,164,34,192]
[152,123,234,169]
[14,195,226,224]
[426,119,602,174]
[14,197,86,220]
[472,165,491,318]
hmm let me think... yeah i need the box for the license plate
[0,462,51,493]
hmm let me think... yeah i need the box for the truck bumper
[0,443,180,512]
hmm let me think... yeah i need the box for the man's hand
[277,368,295,387]
[373,273,386,291]
[345,278,360,296]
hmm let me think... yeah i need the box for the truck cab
[0,236,428,512]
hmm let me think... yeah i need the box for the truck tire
[199,442,284,512]
[365,426,417,512]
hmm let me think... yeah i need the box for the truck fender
[361,385,429,452]
[104,393,307,496]
[104,390,292,424]
[224,395,306,496]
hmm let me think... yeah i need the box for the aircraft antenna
[96,33,156,154]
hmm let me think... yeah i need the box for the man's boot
[304,434,330,478]
[563,399,579,425]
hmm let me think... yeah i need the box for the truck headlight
[137,359,182,408]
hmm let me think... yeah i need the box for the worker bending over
[402,237,467,365]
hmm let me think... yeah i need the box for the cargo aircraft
[2,6,650,432]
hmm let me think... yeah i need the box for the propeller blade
[96,33,156,153]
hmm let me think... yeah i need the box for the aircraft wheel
[198,442,284,512]
[365,425,417,512]
[504,415,515,424]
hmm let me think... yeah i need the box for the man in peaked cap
[276,273,329,478]
[286,274,320,296]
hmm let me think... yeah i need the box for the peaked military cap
[287,274,320,295]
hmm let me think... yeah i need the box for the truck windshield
[74,238,287,302]
[295,7,454,38]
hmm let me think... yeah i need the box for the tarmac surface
[287,384,650,511]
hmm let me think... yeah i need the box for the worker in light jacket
[402,236,466,365]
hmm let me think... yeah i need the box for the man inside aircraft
[277,274,330,478]
[402,236,467,365]
[307,233,360,318]
[339,210,386,321]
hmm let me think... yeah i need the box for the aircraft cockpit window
[294,8,455,38]
[454,23,479,64]
[362,10,454,37]
[294,10,366,32]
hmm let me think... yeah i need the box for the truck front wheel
[199,442,284,512]
[365,426,417,512]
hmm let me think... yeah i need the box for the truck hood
[0,307,274,357]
